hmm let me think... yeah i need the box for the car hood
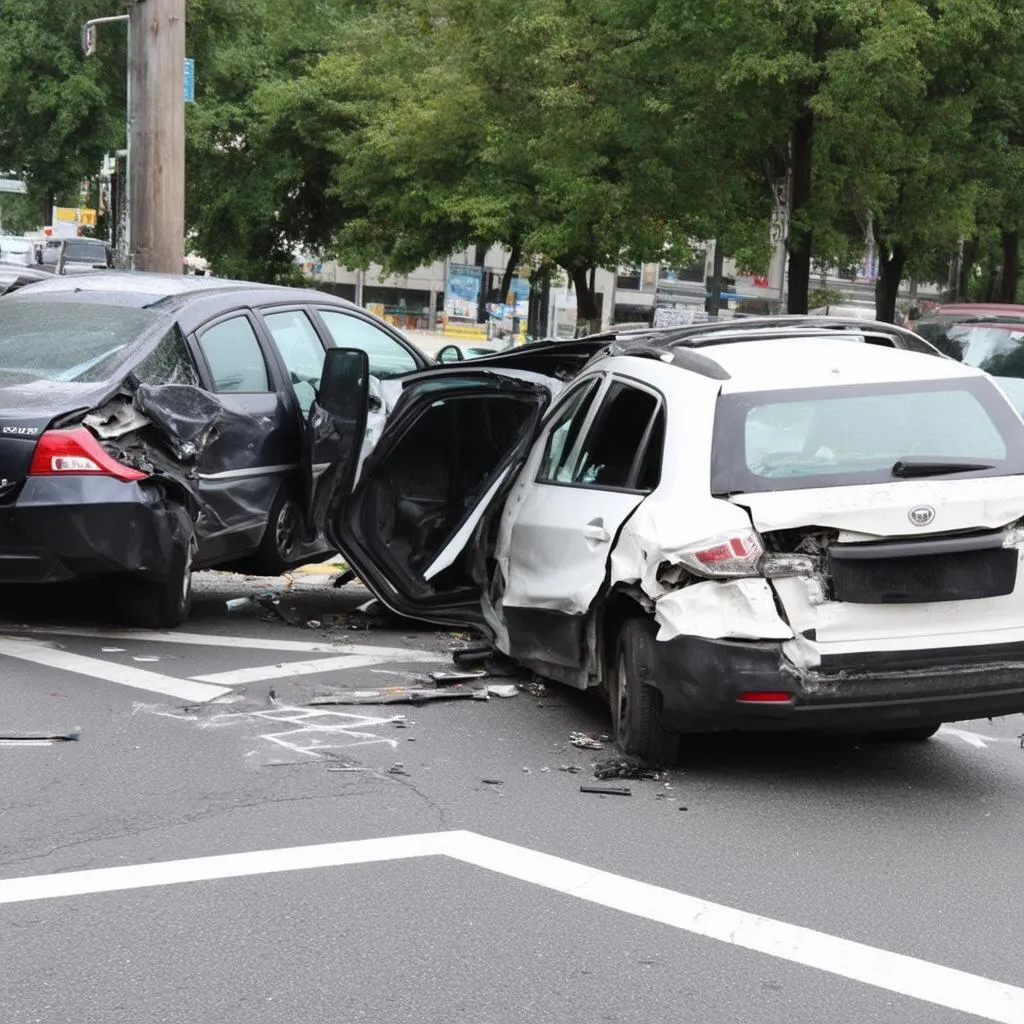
[731,476,1024,536]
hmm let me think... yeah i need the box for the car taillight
[29,428,147,482]
[676,530,764,578]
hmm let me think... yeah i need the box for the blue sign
[183,58,195,103]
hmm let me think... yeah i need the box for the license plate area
[829,531,1017,604]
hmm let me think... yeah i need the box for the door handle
[583,520,611,544]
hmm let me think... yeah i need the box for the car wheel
[872,723,942,742]
[609,618,681,764]
[117,537,193,629]
[255,488,304,575]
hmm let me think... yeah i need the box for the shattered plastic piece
[306,619,323,629]
[388,763,410,776]
[0,727,81,744]
[559,764,583,774]
[225,597,252,612]
[101,647,126,653]
[593,757,664,781]
[327,766,367,773]
[580,785,632,796]
[132,656,160,663]
[519,678,548,697]
[482,778,504,785]
[430,669,487,683]
[486,684,518,698]
[679,806,689,811]
[522,767,531,773]
[308,685,488,706]
[569,731,604,750]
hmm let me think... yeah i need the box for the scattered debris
[679,806,689,812]
[430,669,487,684]
[519,678,548,698]
[522,766,532,773]
[580,785,631,796]
[593,757,665,781]
[540,767,550,773]
[486,684,518,698]
[225,597,252,612]
[559,764,583,774]
[0,727,81,745]
[305,619,323,629]
[387,762,410,776]
[332,568,358,588]
[309,684,488,706]
[570,731,604,750]
[326,766,367,773]
[101,647,126,653]
[132,656,160,663]
[451,641,493,665]
[268,688,278,705]
[482,778,504,785]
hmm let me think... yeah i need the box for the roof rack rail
[609,339,730,380]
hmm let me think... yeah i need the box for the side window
[537,378,601,483]
[134,327,200,387]
[319,310,418,378]
[196,316,271,393]
[635,408,665,492]
[261,309,325,414]
[574,383,660,489]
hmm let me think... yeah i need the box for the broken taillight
[676,530,764,578]
[29,428,147,482]
[737,691,793,704]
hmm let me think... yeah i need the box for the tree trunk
[999,230,1020,303]
[499,242,522,310]
[957,236,979,301]
[786,112,814,314]
[874,242,907,323]
[474,242,488,324]
[570,265,601,335]
[43,192,54,227]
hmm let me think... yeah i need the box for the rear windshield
[0,301,160,384]
[711,378,1024,495]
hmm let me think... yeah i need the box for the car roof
[11,270,363,314]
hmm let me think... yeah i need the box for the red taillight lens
[737,691,793,704]
[29,428,147,482]
[678,530,764,578]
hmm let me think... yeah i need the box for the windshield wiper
[891,456,994,478]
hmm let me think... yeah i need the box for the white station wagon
[312,322,1024,760]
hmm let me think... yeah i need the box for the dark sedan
[0,272,429,626]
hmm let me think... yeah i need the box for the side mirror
[319,347,369,419]
[437,344,464,363]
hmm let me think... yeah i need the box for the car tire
[117,537,194,629]
[609,617,681,764]
[255,488,305,576]
[873,723,942,742]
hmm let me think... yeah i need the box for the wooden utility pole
[128,0,185,273]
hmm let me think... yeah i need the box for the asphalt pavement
[1,569,1023,1023]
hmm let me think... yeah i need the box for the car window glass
[197,316,270,393]
[319,310,418,378]
[537,378,601,483]
[262,309,325,413]
[133,327,200,387]
[574,383,660,488]
[635,409,665,492]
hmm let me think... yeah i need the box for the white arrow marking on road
[942,727,992,749]
[0,831,1022,1023]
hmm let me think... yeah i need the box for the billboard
[444,263,482,320]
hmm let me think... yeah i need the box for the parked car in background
[913,304,1024,410]
[0,236,35,267]
[309,322,1024,759]
[0,272,429,626]
[38,237,112,272]
[436,341,512,362]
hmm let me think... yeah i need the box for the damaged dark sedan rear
[0,275,428,626]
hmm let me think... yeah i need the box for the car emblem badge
[908,505,936,527]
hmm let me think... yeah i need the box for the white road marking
[942,727,992,749]
[0,637,229,704]
[0,831,1020,1023]
[191,652,440,686]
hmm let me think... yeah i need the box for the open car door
[304,348,371,534]
[322,367,558,629]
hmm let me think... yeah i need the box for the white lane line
[3,627,446,660]
[0,638,229,704]
[192,655,401,686]
[0,831,1020,1023]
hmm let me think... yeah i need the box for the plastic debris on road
[0,727,81,746]
[569,731,604,750]
[580,785,632,796]
[308,684,488,706]
[486,684,518,698]
[593,757,665,781]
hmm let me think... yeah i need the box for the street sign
[52,207,97,229]
[183,58,195,103]
[0,179,27,195]
[82,23,97,57]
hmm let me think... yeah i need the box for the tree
[0,0,125,224]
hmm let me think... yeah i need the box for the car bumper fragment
[650,633,1024,732]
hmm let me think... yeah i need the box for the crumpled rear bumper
[0,476,192,584]
[649,632,1024,732]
